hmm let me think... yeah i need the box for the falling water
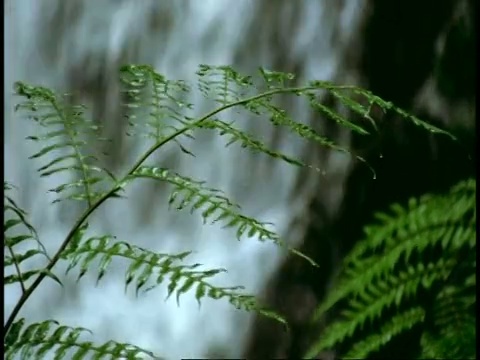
[4,1,366,357]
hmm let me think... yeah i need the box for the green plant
[4,64,452,359]
[306,178,476,359]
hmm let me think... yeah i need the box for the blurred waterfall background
[4,1,367,358]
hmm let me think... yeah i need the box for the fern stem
[3,191,112,336]
[6,245,26,294]
[3,85,330,337]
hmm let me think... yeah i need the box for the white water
[5,1,365,358]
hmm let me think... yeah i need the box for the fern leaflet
[5,318,162,360]
[59,234,287,326]
[13,82,115,208]
[4,182,61,290]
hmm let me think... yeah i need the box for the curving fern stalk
[4,64,454,358]
[4,183,59,290]
[306,179,476,359]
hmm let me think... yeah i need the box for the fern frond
[190,67,374,181]
[306,307,425,359]
[4,182,62,290]
[419,277,477,359]
[314,223,472,320]
[236,69,372,166]
[196,64,254,105]
[314,179,475,318]
[313,83,457,140]
[197,119,307,167]
[195,66,372,174]
[305,90,370,136]
[4,318,162,360]
[345,178,476,264]
[120,64,193,148]
[307,179,476,358]
[13,82,115,208]
[420,322,476,360]
[338,307,425,359]
[127,166,244,225]
[310,258,455,354]
[243,97,373,174]
[123,166,317,266]
[59,235,287,326]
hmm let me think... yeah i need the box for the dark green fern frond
[307,178,476,358]
[59,235,286,326]
[307,258,455,356]
[419,272,477,359]
[433,278,476,330]
[345,179,475,265]
[13,82,115,208]
[4,182,61,290]
[314,218,473,318]
[4,318,161,359]
[420,319,475,360]
[123,166,317,266]
[120,64,194,149]
[343,307,425,359]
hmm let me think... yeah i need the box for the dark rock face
[244,0,475,358]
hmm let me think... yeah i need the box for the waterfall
[4,1,366,357]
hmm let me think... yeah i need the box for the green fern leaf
[59,236,286,325]
[120,64,193,147]
[13,82,114,208]
[123,166,317,266]
[420,279,477,359]
[307,179,475,358]
[342,307,425,359]
[4,183,60,290]
[197,119,307,167]
[305,90,370,136]
[236,70,375,174]
[310,259,456,355]
[315,180,475,319]
[196,64,253,105]
[4,319,162,359]
[345,180,475,265]
[420,319,476,360]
